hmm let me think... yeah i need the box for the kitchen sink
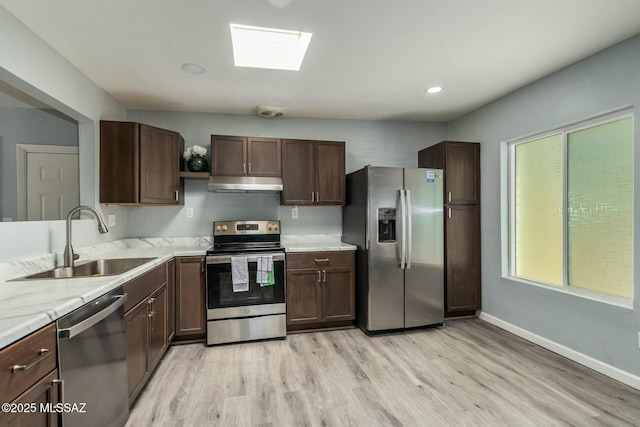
[15,257,157,280]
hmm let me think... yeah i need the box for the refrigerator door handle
[400,189,407,269]
[406,189,412,269]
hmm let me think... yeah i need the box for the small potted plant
[183,144,208,172]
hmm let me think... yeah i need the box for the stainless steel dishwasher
[57,286,129,427]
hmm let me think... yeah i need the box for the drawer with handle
[286,251,354,270]
[0,323,57,403]
[124,263,166,312]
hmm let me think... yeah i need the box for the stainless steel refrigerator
[343,166,444,332]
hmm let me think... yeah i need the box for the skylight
[230,24,312,71]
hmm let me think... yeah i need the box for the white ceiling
[2,0,640,122]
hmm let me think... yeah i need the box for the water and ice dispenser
[377,208,397,242]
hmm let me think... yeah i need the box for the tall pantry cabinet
[418,141,481,317]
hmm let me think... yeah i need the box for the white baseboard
[478,312,640,391]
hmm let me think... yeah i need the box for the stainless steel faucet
[63,206,109,268]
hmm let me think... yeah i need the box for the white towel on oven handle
[231,256,249,292]
[257,255,273,285]
[257,256,265,284]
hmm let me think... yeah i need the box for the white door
[17,145,79,221]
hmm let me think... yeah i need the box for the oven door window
[207,259,285,309]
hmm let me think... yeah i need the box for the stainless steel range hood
[207,176,283,193]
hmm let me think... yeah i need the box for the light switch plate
[108,214,116,227]
[291,206,298,219]
[186,208,194,218]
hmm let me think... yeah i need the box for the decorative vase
[187,156,208,172]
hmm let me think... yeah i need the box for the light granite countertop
[281,234,357,252]
[0,234,356,350]
[0,238,209,350]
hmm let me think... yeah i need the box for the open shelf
[179,171,209,179]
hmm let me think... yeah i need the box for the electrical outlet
[108,214,116,227]
[186,208,194,218]
[291,206,298,219]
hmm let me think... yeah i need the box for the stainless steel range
[205,220,286,345]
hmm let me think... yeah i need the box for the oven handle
[206,253,286,264]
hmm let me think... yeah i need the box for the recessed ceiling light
[230,23,312,71]
[182,63,206,74]
[425,86,443,94]
[257,105,288,118]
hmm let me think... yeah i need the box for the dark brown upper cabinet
[100,121,184,205]
[418,141,480,205]
[210,135,281,177]
[281,139,345,205]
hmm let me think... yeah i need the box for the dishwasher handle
[58,294,128,339]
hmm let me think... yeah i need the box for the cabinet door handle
[311,192,315,203]
[248,162,252,175]
[11,348,51,372]
[201,260,205,273]
[448,208,452,218]
[316,192,319,203]
[447,191,452,202]
[243,163,247,175]
[52,379,64,405]
[322,270,326,283]
[175,190,179,202]
[317,270,321,283]
[314,258,329,263]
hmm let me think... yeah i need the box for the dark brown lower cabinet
[125,281,168,404]
[125,300,148,402]
[0,370,60,427]
[286,269,322,324]
[446,205,481,314]
[148,285,168,371]
[323,268,355,322]
[166,259,176,342]
[0,323,59,427]
[286,251,355,330]
[175,256,206,339]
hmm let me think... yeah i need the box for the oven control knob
[273,224,279,231]
[215,225,221,232]
[267,225,273,231]
[221,225,228,231]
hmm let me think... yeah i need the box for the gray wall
[446,34,640,376]
[125,111,446,237]
[0,6,127,263]
[0,107,78,220]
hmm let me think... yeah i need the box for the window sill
[502,275,634,310]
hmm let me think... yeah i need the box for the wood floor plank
[127,319,640,426]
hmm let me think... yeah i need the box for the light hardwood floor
[127,319,640,426]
